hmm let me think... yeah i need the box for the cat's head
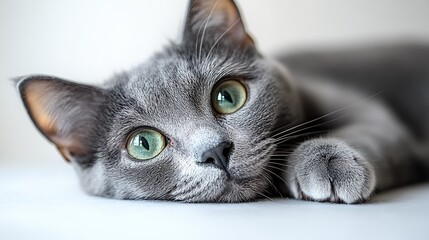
[16,0,301,202]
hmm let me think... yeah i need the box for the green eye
[126,129,166,160]
[212,80,247,114]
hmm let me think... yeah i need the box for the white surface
[2,0,429,165]
[2,2,429,238]
[1,166,428,240]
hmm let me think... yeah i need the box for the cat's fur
[16,0,429,203]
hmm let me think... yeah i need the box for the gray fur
[287,138,375,203]
[16,0,429,203]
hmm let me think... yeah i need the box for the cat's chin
[176,174,268,203]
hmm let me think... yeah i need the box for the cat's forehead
[123,56,203,115]
[127,54,197,95]
[121,48,259,112]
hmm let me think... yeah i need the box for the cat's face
[17,0,300,202]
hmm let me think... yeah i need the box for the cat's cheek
[72,161,110,198]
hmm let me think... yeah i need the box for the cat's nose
[199,141,233,173]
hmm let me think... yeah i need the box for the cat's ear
[183,0,254,48]
[16,75,105,164]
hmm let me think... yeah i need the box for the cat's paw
[284,138,376,203]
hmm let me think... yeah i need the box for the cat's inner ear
[17,76,105,163]
[183,0,254,48]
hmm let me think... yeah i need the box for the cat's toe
[285,138,376,204]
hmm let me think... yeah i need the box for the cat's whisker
[274,130,329,145]
[273,113,348,142]
[270,157,287,162]
[254,190,273,202]
[272,150,295,153]
[269,155,293,158]
[260,171,282,198]
[272,111,347,140]
[262,166,288,186]
[194,14,205,59]
[269,159,291,162]
[268,159,291,163]
[206,18,241,60]
[198,0,219,62]
[260,183,275,200]
[271,119,300,136]
[271,90,385,139]
[269,158,290,161]
[274,130,328,143]
[274,149,295,152]
[248,139,276,160]
[249,182,274,202]
[270,153,294,156]
[267,164,290,175]
[269,161,292,168]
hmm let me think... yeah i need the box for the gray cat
[16,0,429,203]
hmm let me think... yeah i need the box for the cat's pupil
[139,136,150,150]
[219,90,233,104]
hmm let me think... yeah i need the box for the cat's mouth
[215,173,271,203]
[170,138,275,203]
[209,141,275,202]
[177,161,272,203]
[169,166,269,203]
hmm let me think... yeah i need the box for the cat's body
[277,45,429,200]
[281,43,429,142]
[16,0,429,203]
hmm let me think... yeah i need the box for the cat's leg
[282,95,422,203]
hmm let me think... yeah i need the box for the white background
[1,0,429,166]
